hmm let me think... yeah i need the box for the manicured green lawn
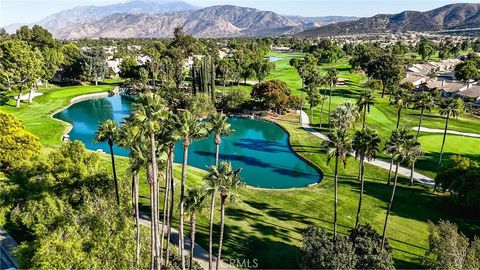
[0,83,117,148]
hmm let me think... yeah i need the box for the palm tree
[356,89,375,129]
[391,87,410,129]
[133,92,170,269]
[117,119,145,267]
[205,161,244,270]
[437,98,463,171]
[413,92,435,139]
[382,127,416,249]
[353,128,381,229]
[326,69,339,131]
[406,141,424,186]
[321,128,352,241]
[206,112,235,167]
[177,110,208,270]
[330,102,359,131]
[184,188,207,270]
[95,119,120,205]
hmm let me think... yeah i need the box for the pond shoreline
[51,90,112,142]
[54,93,323,190]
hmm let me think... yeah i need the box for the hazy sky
[1,0,477,26]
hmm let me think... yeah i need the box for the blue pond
[54,95,321,189]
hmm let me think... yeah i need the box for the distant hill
[54,5,303,39]
[298,3,480,37]
[3,0,198,33]
[0,0,364,39]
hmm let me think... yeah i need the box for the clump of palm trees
[320,84,426,252]
[95,93,243,270]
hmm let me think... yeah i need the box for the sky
[1,0,478,26]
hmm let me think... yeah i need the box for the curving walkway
[139,214,237,270]
[413,127,480,138]
[298,110,435,186]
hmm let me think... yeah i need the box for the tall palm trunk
[416,107,425,139]
[179,139,190,270]
[387,157,394,186]
[437,114,450,172]
[160,148,173,266]
[362,106,367,129]
[396,107,402,129]
[108,141,120,205]
[134,173,140,267]
[166,157,175,266]
[333,153,339,241]
[148,164,156,270]
[409,161,415,186]
[149,133,161,270]
[381,85,386,98]
[382,162,399,250]
[319,101,324,129]
[328,86,332,131]
[214,134,221,167]
[355,154,365,229]
[189,211,196,270]
[216,194,227,270]
[208,190,217,270]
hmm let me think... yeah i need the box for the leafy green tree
[0,111,41,171]
[425,220,480,269]
[206,112,235,166]
[435,156,480,210]
[80,47,107,85]
[0,39,43,107]
[366,54,405,98]
[223,88,250,112]
[437,98,463,171]
[119,55,140,80]
[348,224,394,269]
[1,141,145,269]
[321,129,352,240]
[418,37,436,60]
[455,60,480,82]
[251,57,274,83]
[95,119,120,205]
[298,226,357,269]
[251,80,292,113]
[353,129,381,229]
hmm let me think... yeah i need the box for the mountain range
[298,3,480,37]
[3,0,357,39]
[3,1,479,39]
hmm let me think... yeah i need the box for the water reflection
[54,95,322,189]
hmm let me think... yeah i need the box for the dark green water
[54,95,321,188]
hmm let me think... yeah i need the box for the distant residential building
[455,84,480,102]
[401,73,427,87]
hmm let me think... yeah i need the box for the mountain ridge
[298,3,480,37]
